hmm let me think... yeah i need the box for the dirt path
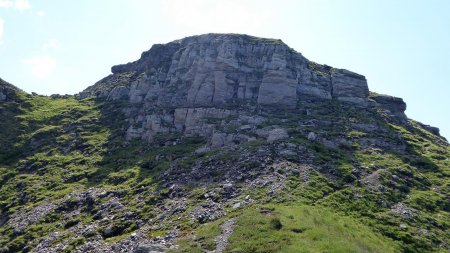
[209,218,236,253]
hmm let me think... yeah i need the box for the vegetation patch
[226,204,399,253]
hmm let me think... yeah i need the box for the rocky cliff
[0,34,448,253]
[79,34,410,144]
[81,34,369,107]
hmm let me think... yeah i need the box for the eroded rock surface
[78,34,404,143]
[81,34,370,109]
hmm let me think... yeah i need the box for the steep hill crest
[0,34,448,253]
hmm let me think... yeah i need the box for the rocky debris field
[0,34,449,253]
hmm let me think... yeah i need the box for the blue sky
[1,0,449,138]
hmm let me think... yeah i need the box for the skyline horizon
[1,0,449,139]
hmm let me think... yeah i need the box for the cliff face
[1,34,449,253]
[81,34,369,107]
[80,34,407,142]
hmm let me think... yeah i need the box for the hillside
[0,34,449,253]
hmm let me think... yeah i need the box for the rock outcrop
[79,33,409,141]
[370,93,407,121]
[331,69,369,104]
[0,78,21,102]
[80,34,370,107]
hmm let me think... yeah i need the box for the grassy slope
[0,94,207,252]
[173,204,400,253]
[228,205,399,253]
[0,94,113,251]
[175,127,449,252]
[0,94,449,252]
[172,101,450,253]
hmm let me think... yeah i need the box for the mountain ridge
[79,33,371,108]
[77,33,429,144]
[0,34,449,253]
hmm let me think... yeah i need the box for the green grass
[226,204,399,253]
[0,95,116,251]
[1,88,449,252]
[173,204,400,253]
[170,218,223,252]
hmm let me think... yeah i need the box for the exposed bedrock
[80,34,371,108]
[79,34,409,141]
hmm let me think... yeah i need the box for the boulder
[267,128,289,143]
[307,132,317,141]
[134,244,167,253]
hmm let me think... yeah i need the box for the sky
[0,0,449,139]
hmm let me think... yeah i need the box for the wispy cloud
[23,56,56,79]
[14,0,31,10]
[0,0,31,10]
[36,10,45,17]
[0,0,13,8]
[42,39,59,50]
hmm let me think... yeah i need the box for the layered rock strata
[79,34,408,142]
